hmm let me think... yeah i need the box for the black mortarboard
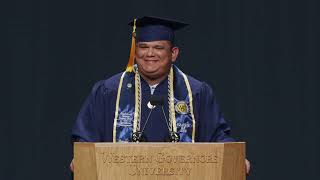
[128,16,188,43]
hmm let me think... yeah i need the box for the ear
[171,47,179,63]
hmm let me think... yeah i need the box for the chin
[144,69,158,74]
[140,71,161,79]
[144,72,159,78]
[141,67,159,74]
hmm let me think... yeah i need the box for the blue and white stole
[113,65,196,142]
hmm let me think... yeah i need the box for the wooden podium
[74,142,245,180]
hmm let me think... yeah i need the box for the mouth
[144,59,159,64]
[144,58,159,61]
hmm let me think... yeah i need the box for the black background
[2,0,319,179]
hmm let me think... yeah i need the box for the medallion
[175,101,189,114]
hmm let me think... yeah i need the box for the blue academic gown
[71,73,234,142]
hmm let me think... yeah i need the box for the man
[70,16,250,173]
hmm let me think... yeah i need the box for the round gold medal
[175,101,189,114]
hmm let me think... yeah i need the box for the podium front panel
[74,142,245,180]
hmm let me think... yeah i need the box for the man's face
[135,40,179,81]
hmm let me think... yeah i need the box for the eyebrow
[137,43,165,48]
[154,45,165,48]
[137,43,149,47]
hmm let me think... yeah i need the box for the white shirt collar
[149,83,159,95]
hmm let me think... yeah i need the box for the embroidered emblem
[177,122,192,133]
[118,112,133,126]
[175,101,189,114]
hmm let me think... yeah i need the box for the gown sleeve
[71,81,106,142]
[197,82,235,142]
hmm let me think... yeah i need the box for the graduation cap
[129,16,188,42]
[126,16,189,72]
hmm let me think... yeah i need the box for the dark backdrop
[2,0,319,179]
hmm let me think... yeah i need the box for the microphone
[131,95,163,142]
[131,95,180,142]
[150,95,180,142]
[131,131,147,142]
[165,131,180,142]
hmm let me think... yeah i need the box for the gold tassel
[126,18,137,72]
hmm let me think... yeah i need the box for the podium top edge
[74,142,246,146]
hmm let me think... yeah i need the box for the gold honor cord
[133,70,141,133]
[113,72,127,142]
[168,67,177,132]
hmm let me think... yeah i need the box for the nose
[146,48,155,57]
